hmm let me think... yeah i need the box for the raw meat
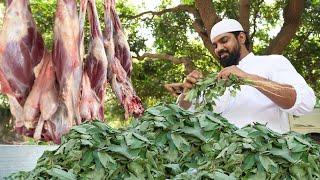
[104,0,144,119]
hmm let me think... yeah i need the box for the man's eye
[212,44,217,49]
[222,38,228,43]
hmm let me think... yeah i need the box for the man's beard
[218,44,241,67]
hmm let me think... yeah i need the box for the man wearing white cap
[167,19,316,134]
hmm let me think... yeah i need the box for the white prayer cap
[210,19,244,40]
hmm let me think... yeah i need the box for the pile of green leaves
[7,73,320,179]
[7,103,320,179]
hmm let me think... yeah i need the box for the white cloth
[181,53,316,134]
[210,19,244,40]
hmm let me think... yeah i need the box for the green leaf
[269,148,295,163]
[294,136,312,147]
[80,150,94,167]
[259,155,278,173]
[81,139,94,147]
[243,153,255,170]
[146,108,161,116]
[107,145,135,160]
[206,115,224,125]
[290,165,307,179]
[155,131,168,146]
[171,133,190,151]
[97,151,116,168]
[132,132,150,143]
[165,141,179,162]
[93,121,110,130]
[154,121,167,128]
[93,168,105,180]
[246,170,267,180]
[226,143,238,155]
[235,129,249,138]
[47,168,77,180]
[213,171,236,180]
[124,132,145,149]
[308,154,319,172]
[72,126,88,134]
[216,147,228,159]
[180,127,207,142]
[128,161,145,177]
[146,151,158,169]
[164,164,181,175]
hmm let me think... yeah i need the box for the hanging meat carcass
[104,0,144,119]
[21,0,82,143]
[110,0,132,77]
[0,0,45,135]
[49,0,82,143]
[0,0,44,103]
[80,0,107,121]
[0,0,144,144]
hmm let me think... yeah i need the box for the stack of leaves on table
[7,73,320,179]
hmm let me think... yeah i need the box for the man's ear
[238,32,246,44]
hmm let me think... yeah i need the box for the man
[165,19,316,133]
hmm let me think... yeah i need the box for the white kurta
[181,53,316,134]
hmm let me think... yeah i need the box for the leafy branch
[185,73,249,111]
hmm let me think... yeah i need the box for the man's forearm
[247,74,296,109]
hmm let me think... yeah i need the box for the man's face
[211,33,241,67]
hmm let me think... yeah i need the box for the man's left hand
[217,65,251,80]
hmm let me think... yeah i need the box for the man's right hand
[164,70,203,97]
[183,70,203,92]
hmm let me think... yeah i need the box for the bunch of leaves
[185,72,248,111]
[7,104,320,179]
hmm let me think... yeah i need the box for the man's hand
[183,70,203,91]
[164,83,184,97]
[217,65,251,80]
[164,70,203,97]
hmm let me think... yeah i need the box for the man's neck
[238,48,250,62]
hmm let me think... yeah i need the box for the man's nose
[215,43,224,54]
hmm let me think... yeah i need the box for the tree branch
[265,0,305,54]
[125,1,220,59]
[239,0,250,32]
[192,19,216,56]
[126,1,221,64]
[125,4,198,19]
[195,0,221,36]
[250,0,264,49]
[134,53,196,74]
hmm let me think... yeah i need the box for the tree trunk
[239,0,250,33]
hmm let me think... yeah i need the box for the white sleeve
[269,55,316,116]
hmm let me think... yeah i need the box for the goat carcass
[0,0,44,134]
[104,0,144,119]
[80,0,108,121]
